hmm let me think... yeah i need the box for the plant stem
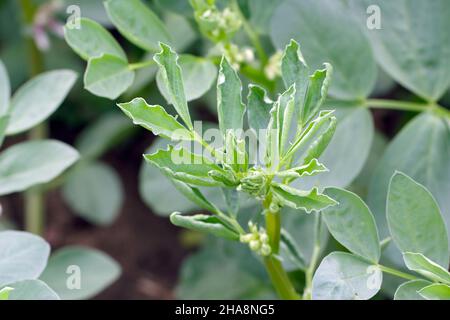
[378,265,418,281]
[128,60,156,71]
[303,214,322,299]
[19,0,46,235]
[230,0,268,66]
[263,195,300,300]
[365,98,450,118]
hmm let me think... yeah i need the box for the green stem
[378,265,418,281]
[128,60,156,71]
[19,0,46,235]
[262,195,300,300]
[303,214,322,299]
[365,98,450,118]
[230,0,268,66]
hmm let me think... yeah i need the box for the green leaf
[8,280,59,300]
[248,0,279,35]
[280,228,306,270]
[271,183,337,213]
[170,212,239,240]
[271,0,377,99]
[302,63,332,125]
[157,55,217,103]
[281,40,309,124]
[322,187,380,263]
[40,246,121,300]
[356,0,450,101]
[0,59,10,115]
[276,85,296,156]
[84,54,134,100]
[0,115,9,147]
[394,279,431,300]
[75,113,135,160]
[0,287,13,300]
[419,284,450,300]
[62,162,123,226]
[247,84,273,133]
[155,0,192,16]
[144,145,223,187]
[369,113,450,247]
[6,70,77,135]
[177,239,274,299]
[64,18,126,61]
[284,110,336,163]
[164,12,197,52]
[297,105,374,189]
[387,172,449,267]
[139,138,225,216]
[118,97,193,140]
[312,252,382,300]
[276,158,328,179]
[403,252,450,284]
[217,57,245,135]
[154,43,193,129]
[0,140,79,196]
[104,0,171,52]
[0,231,50,287]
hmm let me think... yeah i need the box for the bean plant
[61,0,450,300]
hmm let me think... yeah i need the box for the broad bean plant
[63,0,450,300]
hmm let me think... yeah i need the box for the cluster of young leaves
[0,230,120,300]
[117,37,337,298]
[312,172,450,300]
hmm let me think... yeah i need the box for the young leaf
[418,284,450,300]
[271,0,377,99]
[40,246,121,300]
[276,158,328,179]
[156,55,217,103]
[64,18,126,61]
[281,39,309,123]
[402,252,450,285]
[247,84,273,133]
[387,172,449,268]
[394,279,431,300]
[8,280,59,300]
[284,110,336,162]
[0,59,10,115]
[217,57,245,136]
[62,162,123,226]
[271,183,337,213]
[6,70,77,135]
[144,145,224,187]
[118,97,193,140]
[84,54,134,100]
[0,231,50,287]
[276,85,296,155]
[322,187,380,263]
[312,252,382,300]
[0,140,79,196]
[154,44,193,129]
[302,63,332,125]
[0,286,13,300]
[170,212,240,240]
[104,0,171,52]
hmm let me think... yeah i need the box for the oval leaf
[387,172,449,267]
[0,231,50,287]
[62,162,123,226]
[312,252,382,300]
[40,246,121,300]
[322,187,380,263]
[7,70,77,135]
[394,279,431,300]
[0,140,79,196]
[8,279,59,300]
